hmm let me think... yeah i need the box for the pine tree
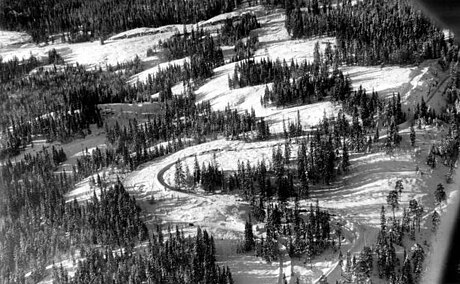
[175,158,185,190]
[426,147,436,168]
[313,41,321,66]
[431,210,441,232]
[336,223,343,248]
[395,179,404,195]
[380,206,387,233]
[386,190,399,220]
[342,144,350,172]
[194,155,201,185]
[412,243,425,281]
[420,97,427,119]
[345,251,352,273]
[374,127,380,141]
[184,162,193,188]
[291,7,304,39]
[273,145,284,178]
[284,140,291,165]
[244,219,255,252]
[354,246,373,282]
[400,257,414,284]
[434,183,447,211]
[410,125,416,146]
[396,93,403,123]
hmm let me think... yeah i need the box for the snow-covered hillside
[5,3,457,284]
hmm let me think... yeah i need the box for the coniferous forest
[285,0,446,65]
[0,0,243,43]
[1,0,460,283]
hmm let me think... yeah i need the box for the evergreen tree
[426,147,437,168]
[434,183,447,210]
[395,179,404,195]
[284,140,291,165]
[374,127,380,142]
[380,205,387,233]
[342,144,350,172]
[387,190,399,220]
[175,158,185,190]
[431,210,441,232]
[400,257,414,284]
[244,219,255,252]
[194,155,201,185]
[412,244,425,282]
[354,246,373,282]
[410,125,416,146]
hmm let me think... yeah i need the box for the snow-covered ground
[0,30,174,68]
[65,167,126,202]
[71,144,107,158]
[0,5,266,68]
[318,150,426,226]
[0,30,31,47]
[342,65,415,95]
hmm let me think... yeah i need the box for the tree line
[57,226,234,284]
[0,144,146,282]
[230,43,351,108]
[0,0,242,43]
[285,0,446,65]
[0,55,41,83]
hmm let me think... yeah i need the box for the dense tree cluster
[342,86,382,129]
[54,226,233,284]
[161,28,224,63]
[229,58,293,89]
[199,160,225,192]
[230,44,351,107]
[0,57,146,158]
[0,55,41,83]
[142,64,183,102]
[82,182,149,247]
[0,0,242,43]
[414,97,437,123]
[285,0,446,65]
[262,65,351,107]
[218,13,260,45]
[369,198,426,283]
[231,34,260,62]
[1,146,68,219]
[104,95,262,167]
[0,144,149,282]
[253,201,334,264]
